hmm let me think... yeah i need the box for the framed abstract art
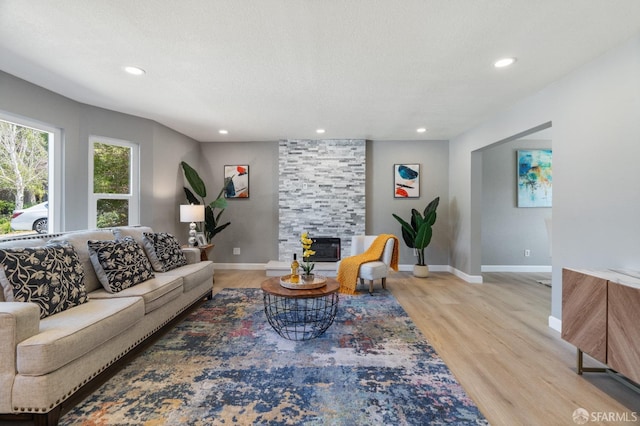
[224,165,249,198]
[394,164,420,198]
[517,150,552,207]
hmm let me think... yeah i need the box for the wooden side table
[261,276,339,341]
[197,244,214,261]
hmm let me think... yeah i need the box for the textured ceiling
[1,1,639,142]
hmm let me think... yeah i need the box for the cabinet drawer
[607,281,640,383]
[561,268,607,363]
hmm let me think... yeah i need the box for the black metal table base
[263,292,339,340]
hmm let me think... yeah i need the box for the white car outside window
[10,202,49,234]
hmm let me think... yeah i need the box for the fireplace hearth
[309,237,341,262]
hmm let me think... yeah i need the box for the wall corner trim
[449,267,484,284]
[548,315,562,333]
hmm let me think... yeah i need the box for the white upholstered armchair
[339,235,398,294]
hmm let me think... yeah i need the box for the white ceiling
[1,1,640,142]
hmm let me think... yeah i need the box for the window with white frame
[0,111,61,235]
[89,136,139,228]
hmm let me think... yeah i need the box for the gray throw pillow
[0,243,88,318]
[142,232,187,272]
[87,236,155,293]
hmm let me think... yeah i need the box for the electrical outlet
[524,249,531,257]
[233,247,241,255]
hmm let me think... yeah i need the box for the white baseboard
[482,265,552,273]
[548,315,562,333]
[448,266,484,284]
[401,264,483,284]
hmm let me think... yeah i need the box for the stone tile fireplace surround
[278,139,366,262]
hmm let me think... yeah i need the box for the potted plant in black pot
[392,196,439,277]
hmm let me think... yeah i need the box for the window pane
[0,120,50,236]
[96,199,128,228]
[93,143,130,194]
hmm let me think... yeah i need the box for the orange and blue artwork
[224,165,249,198]
[394,164,420,198]
[517,150,552,207]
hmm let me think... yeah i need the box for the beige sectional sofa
[0,226,214,425]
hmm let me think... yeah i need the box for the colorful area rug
[62,288,487,425]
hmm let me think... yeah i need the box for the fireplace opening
[309,237,341,262]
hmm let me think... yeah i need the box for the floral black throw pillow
[0,243,88,318]
[87,236,155,293]
[142,232,187,272]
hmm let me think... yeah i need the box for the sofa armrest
[0,302,40,349]
[0,303,40,412]
[182,247,201,264]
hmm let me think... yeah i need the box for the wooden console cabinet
[562,268,640,385]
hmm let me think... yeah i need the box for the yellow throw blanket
[337,234,399,294]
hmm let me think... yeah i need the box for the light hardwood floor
[212,269,639,425]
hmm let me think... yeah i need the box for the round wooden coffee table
[261,276,339,341]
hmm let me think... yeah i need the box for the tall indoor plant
[392,196,439,277]
[181,161,232,244]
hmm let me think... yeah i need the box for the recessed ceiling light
[417,127,427,133]
[316,129,325,134]
[124,66,146,76]
[219,129,228,135]
[494,57,516,68]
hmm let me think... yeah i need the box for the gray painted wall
[198,139,451,266]
[199,142,280,264]
[152,124,203,238]
[450,34,640,322]
[0,70,201,239]
[481,139,552,267]
[368,140,450,266]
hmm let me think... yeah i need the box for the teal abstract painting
[517,150,552,207]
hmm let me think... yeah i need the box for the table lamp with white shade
[180,204,205,247]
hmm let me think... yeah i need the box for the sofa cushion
[16,297,144,376]
[89,274,183,313]
[142,232,187,272]
[159,261,214,293]
[112,225,154,248]
[0,243,88,319]
[88,236,155,293]
[50,229,115,293]
[359,261,388,280]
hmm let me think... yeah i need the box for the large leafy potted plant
[392,196,439,277]
[181,161,232,244]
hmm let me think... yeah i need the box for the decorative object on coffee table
[262,276,339,340]
[300,231,316,282]
[279,274,326,290]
